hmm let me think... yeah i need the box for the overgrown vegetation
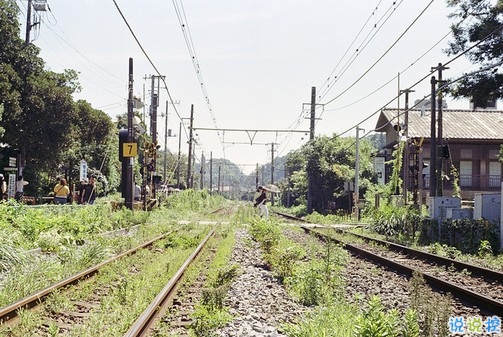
[0,190,227,308]
[247,217,456,337]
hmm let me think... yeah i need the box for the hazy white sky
[19,0,475,174]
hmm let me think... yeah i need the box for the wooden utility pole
[433,63,449,197]
[200,152,205,190]
[209,152,213,194]
[186,105,194,189]
[270,142,275,206]
[401,88,414,204]
[429,76,437,198]
[25,0,33,44]
[177,122,182,189]
[355,127,364,220]
[125,58,134,210]
[307,86,316,213]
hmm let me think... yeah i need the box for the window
[489,161,501,188]
[460,161,472,187]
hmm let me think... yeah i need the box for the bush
[418,218,500,254]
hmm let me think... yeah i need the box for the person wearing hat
[253,186,269,220]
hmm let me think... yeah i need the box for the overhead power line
[172,0,226,156]
[322,0,436,107]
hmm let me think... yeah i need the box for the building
[375,107,503,202]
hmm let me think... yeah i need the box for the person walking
[53,178,70,205]
[0,174,6,200]
[15,175,28,202]
[254,186,269,220]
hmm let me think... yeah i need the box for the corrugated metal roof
[377,108,503,140]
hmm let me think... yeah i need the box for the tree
[285,135,376,215]
[446,0,503,107]
[0,1,118,196]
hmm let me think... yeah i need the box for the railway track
[124,227,217,336]
[0,206,236,336]
[0,227,183,324]
[308,227,503,315]
[273,211,503,315]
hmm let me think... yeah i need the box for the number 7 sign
[122,143,138,157]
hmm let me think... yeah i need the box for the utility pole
[125,58,134,210]
[255,164,259,189]
[400,88,414,204]
[355,127,364,220]
[307,86,316,213]
[433,63,449,197]
[429,76,437,198]
[209,152,213,194]
[270,142,275,206]
[163,100,168,184]
[163,100,179,185]
[200,152,205,190]
[187,105,194,189]
[25,0,33,45]
[177,122,182,189]
[144,74,165,199]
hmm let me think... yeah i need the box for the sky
[17,0,477,174]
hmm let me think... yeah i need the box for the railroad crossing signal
[144,142,160,158]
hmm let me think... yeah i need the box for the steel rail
[329,227,503,282]
[304,227,503,315]
[273,210,502,282]
[0,228,182,323]
[124,226,217,337]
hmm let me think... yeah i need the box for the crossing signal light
[442,145,450,159]
[143,141,161,158]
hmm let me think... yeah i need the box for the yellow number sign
[123,143,138,157]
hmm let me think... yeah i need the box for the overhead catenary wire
[111,0,191,142]
[281,0,432,157]
[322,0,436,107]
[317,5,503,144]
[172,0,226,157]
[317,0,404,102]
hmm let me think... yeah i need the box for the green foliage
[402,309,420,337]
[283,302,357,337]
[304,210,348,225]
[0,1,117,195]
[445,0,503,105]
[449,164,461,198]
[419,218,500,254]
[162,189,226,214]
[267,242,305,282]
[201,286,227,311]
[210,264,239,288]
[0,235,28,272]
[388,141,405,196]
[353,296,399,337]
[248,218,281,254]
[163,231,201,249]
[370,203,421,240]
[191,304,232,337]
[287,261,326,306]
[284,135,377,214]
[409,271,452,336]
[286,241,346,306]
[478,239,493,257]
